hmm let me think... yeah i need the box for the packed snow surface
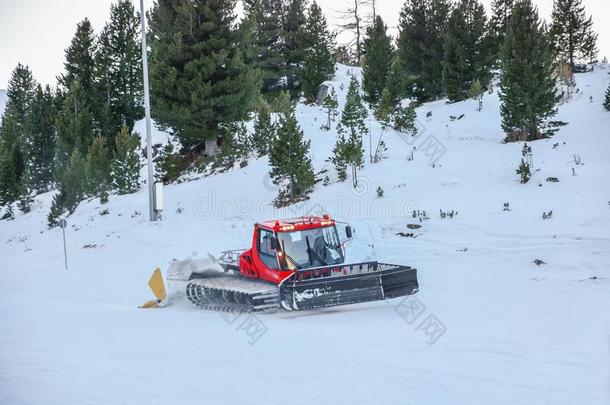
[1,65,609,404]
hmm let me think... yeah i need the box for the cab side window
[258,229,277,268]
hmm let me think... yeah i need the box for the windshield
[277,226,343,269]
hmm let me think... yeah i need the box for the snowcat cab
[238,215,351,284]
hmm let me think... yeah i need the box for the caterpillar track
[185,271,280,313]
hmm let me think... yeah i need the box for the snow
[1,64,610,404]
[0,89,7,117]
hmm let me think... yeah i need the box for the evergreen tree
[47,148,86,226]
[55,80,95,174]
[155,142,184,183]
[362,16,393,105]
[95,0,143,140]
[243,0,285,92]
[0,141,25,214]
[111,125,140,194]
[0,64,36,213]
[395,0,450,102]
[489,0,515,64]
[392,103,417,133]
[604,77,610,111]
[86,136,111,203]
[442,0,492,102]
[550,0,598,68]
[25,85,56,193]
[334,76,366,187]
[321,88,338,130]
[376,57,404,121]
[148,0,261,150]
[47,191,66,227]
[58,19,97,105]
[62,149,86,213]
[468,78,484,111]
[251,103,275,156]
[282,0,309,93]
[301,2,336,100]
[269,104,315,199]
[499,0,558,141]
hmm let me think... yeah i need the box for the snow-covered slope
[1,65,609,404]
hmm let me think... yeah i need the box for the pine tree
[111,125,140,194]
[269,104,315,199]
[376,57,404,122]
[55,80,95,174]
[362,16,393,105]
[95,0,143,140]
[25,85,56,193]
[489,0,515,64]
[499,0,558,141]
[47,191,66,227]
[62,149,86,213]
[58,19,97,106]
[155,142,184,183]
[243,0,285,93]
[148,0,261,150]
[216,122,251,168]
[282,0,309,94]
[321,88,338,130]
[335,76,366,187]
[392,103,417,133]
[395,0,450,102]
[550,0,598,68]
[468,79,484,111]
[301,2,336,100]
[0,64,36,213]
[86,136,111,203]
[442,0,492,102]
[47,148,86,226]
[0,142,25,214]
[251,103,275,156]
[604,77,610,111]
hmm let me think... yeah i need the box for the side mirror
[345,226,353,239]
[270,237,280,250]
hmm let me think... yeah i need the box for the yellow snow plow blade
[139,268,166,308]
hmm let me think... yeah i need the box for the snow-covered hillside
[0,89,7,116]
[1,65,609,404]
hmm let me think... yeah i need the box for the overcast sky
[0,0,608,89]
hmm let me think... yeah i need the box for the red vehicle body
[238,214,344,284]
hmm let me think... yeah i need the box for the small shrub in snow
[516,143,532,184]
[412,210,429,222]
[542,211,553,220]
[440,209,458,219]
[516,160,531,183]
[99,208,109,216]
[533,259,546,266]
[546,177,559,183]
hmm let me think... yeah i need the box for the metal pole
[62,227,67,270]
[140,0,156,222]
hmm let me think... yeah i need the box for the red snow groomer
[153,215,418,312]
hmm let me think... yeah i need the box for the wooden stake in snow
[59,219,68,270]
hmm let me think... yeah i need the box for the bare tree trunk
[354,0,361,64]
